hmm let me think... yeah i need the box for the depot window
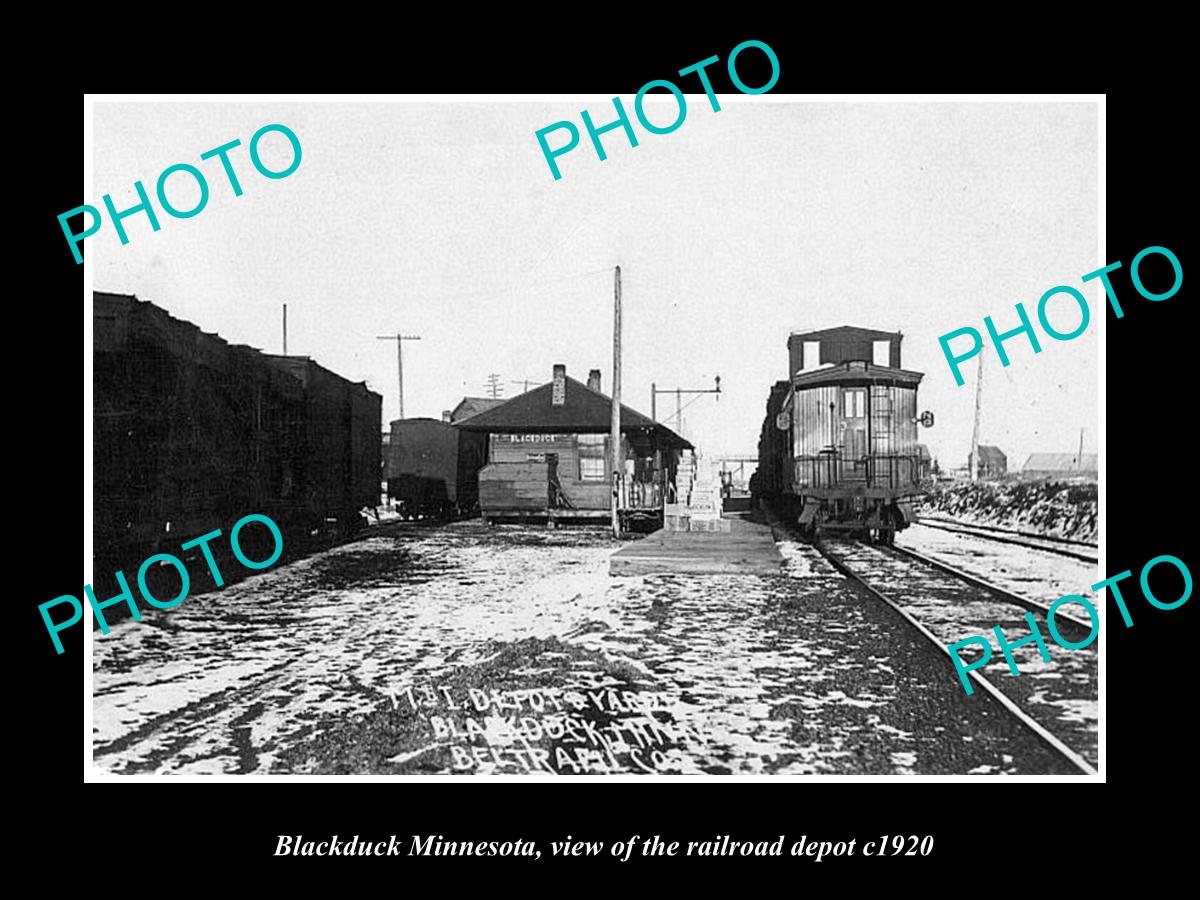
[578,434,606,480]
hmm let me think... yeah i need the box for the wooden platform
[609,516,784,576]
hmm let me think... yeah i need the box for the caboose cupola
[788,325,904,375]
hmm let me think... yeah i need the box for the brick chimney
[442,410,452,422]
[587,368,602,392]
[552,364,566,405]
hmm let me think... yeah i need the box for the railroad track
[816,536,1098,776]
[914,517,1097,564]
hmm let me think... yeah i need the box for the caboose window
[843,389,866,418]
[802,341,821,370]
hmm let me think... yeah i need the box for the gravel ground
[93,518,1079,775]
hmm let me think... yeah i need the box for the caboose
[769,326,932,543]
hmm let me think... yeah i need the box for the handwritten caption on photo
[390,682,703,774]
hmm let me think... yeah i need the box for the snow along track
[816,537,1098,775]
[915,517,1097,564]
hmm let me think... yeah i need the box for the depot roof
[455,375,692,449]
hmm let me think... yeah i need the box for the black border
[19,29,1192,883]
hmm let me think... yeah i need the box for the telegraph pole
[650,378,722,439]
[611,265,622,539]
[511,379,534,394]
[969,353,983,482]
[485,374,504,399]
[282,303,288,355]
[376,333,421,419]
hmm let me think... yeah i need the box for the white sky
[92,100,1098,471]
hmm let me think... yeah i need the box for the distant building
[916,443,933,481]
[1022,452,1098,479]
[449,396,504,423]
[975,445,1007,480]
[455,364,691,527]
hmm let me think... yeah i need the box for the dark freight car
[265,356,382,535]
[750,380,792,505]
[385,418,487,519]
[93,292,381,578]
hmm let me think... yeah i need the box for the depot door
[840,388,868,474]
[546,453,560,508]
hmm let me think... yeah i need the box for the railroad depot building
[455,365,691,527]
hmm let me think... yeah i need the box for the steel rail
[915,518,1098,563]
[816,539,1098,777]
[887,543,1095,637]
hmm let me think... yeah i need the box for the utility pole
[375,333,422,419]
[282,303,288,355]
[969,352,983,482]
[485,374,504,399]
[650,378,722,440]
[511,379,533,394]
[1077,427,1084,470]
[611,265,622,539]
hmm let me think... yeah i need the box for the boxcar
[93,292,381,579]
[265,355,383,536]
[750,380,792,505]
[385,418,487,519]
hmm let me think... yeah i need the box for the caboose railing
[794,452,922,490]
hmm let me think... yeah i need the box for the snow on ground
[921,480,1097,543]
[93,519,1079,776]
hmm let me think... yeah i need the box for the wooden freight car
[93,292,381,580]
[385,418,487,519]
